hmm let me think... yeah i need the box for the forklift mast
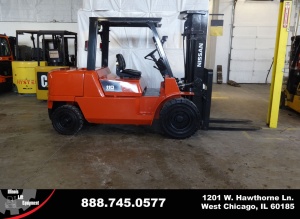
[179,10,212,130]
[179,10,208,87]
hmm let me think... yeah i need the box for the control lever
[161,36,168,45]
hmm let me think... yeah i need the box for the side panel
[76,97,155,125]
[12,61,47,94]
[286,94,300,113]
[76,77,185,125]
[36,66,69,100]
[48,69,85,98]
[83,71,106,97]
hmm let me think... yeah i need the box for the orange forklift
[0,34,15,92]
[47,10,259,139]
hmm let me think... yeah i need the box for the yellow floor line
[261,127,300,131]
[263,138,285,140]
[212,97,229,99]
[285,128,300,131]
[243,131,252,139]
[243,131,289,141]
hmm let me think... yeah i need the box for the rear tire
[51,105,84,135]
[159,98,200,139]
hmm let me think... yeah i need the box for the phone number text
[81,198,166,208]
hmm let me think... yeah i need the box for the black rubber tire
[51,105,84,135]
[159,98,201,139]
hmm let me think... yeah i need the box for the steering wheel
[144,49,157,60]
[144,36,168,61]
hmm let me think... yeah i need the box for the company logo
[0,189,55,218]
[37,72,48,90]
[0,189,37,216]
[197,43,203,68]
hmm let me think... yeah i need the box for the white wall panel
[150,0,179,12]
[231,49,254,60]
[181,0,208,11]
[233,26,257,37]
[0,0,36,21]
[255,38,275,49]
[120,0,151,12]
[229,70,252,82]
[255,49,274,60]
[232,36,256,49]
[36,0,72,22]
[81,0,209,12]
[0,0,82,22]
[82,0,119,11]
[230,60,253,71]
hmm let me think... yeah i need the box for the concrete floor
[0,83,299,189]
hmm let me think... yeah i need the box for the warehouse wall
[1,0,300,85]
[215,0,300,84]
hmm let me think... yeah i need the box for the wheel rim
[167,107,194,132]
[160,98,200,139]
[56,110,77,131]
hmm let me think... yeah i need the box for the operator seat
[116,54,141,78]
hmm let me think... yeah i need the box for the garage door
[229,1,281,83]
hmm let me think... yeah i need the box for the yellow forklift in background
[12,30,77,100]
[281,35,300,113]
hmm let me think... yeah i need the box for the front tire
[51,105,84,135]
[159,98,200,139]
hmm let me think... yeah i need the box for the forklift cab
[0,34,15,92]
[87,17,173,78]
[12,30,77,99]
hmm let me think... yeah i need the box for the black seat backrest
[116,54,126,70]
[116,54,141,78]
